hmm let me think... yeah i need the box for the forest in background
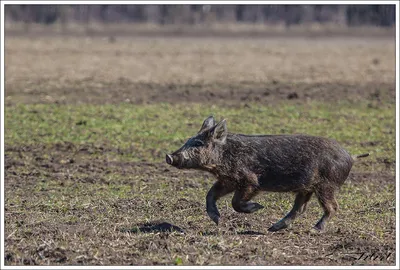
[4,5,396,27]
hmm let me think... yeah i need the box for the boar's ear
[199,116,215,132]
[210,119,227,144]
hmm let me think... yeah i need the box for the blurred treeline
[4,4,396,27]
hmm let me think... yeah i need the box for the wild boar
[166,116,369,231]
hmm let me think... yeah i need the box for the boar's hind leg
[314,187,338,231]
[206,181,235,225]
[268,191,313,232]
[231,186,264,214]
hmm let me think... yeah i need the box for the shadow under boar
[166,116,369,232]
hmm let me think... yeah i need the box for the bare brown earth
[4,79,395,106]
[5,22,395,39]
[4,32,396,266]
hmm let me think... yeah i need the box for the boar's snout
[166,154,174,165]
[166,152,188,168]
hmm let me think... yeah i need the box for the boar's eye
[193,140,204,147]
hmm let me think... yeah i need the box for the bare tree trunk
[144,5,160,23]
[180,5,192,24]
[302,5,314,24]
[59,6,68,34]
[255,5,265,23]
[79,5,91,35]
[203,5,215,26]
[336,5,347,26]
[22,6,31,33]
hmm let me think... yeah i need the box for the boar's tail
[352,153,370,160]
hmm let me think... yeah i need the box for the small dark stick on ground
[353,153,370,159]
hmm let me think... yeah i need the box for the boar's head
[166,116,227,170]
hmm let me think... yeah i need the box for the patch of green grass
[5,101,395,172]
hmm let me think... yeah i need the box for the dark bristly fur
[166,116,369,232]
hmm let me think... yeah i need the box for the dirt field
[4,31,396,266]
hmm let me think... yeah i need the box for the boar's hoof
[312,225,325,232]
[233,202,265,213]
[268,222,288,232]
[207,211,220,225]
[247,202,264,213]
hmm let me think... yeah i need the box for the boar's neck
[208,133,260,177]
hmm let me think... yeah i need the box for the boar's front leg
[268,191,313,232]
[206,181,235,225]
[231,185,264,213]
